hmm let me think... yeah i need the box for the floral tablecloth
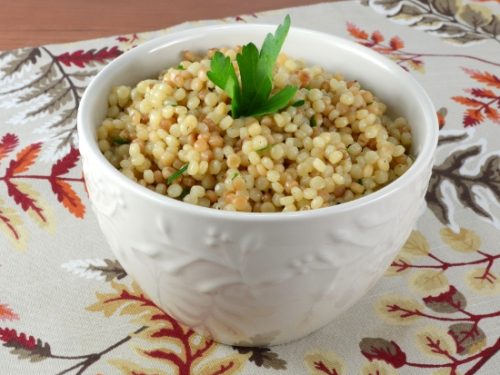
[1,1,499,374]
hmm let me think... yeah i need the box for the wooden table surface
[0,0,326,50]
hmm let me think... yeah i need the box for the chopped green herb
[231,172,240,180]
[167,163,189,184]
[177,64,185,70]
[112,137,130,145]
[291,99,305,107]
[256,144,273,154]
[207,15,297,118]
[310,116,317,127]
[179,187,190,199]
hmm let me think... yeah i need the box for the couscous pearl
[311,196,324,209]
[328,151,343,164]
[280,196,295,206]
[303,188,317,199]
[267,170,280,182]
[340,92,354,106]
[308,88,323,101]
[143,169,155,184]
[167,183,183,198]
[252,136,268,150]
[312,158,326,173]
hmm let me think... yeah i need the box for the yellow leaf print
[432,369,463,375]
[195,354,245,375]
[440,227,480,253]
[304,351,346,375]
[14,182,55,233]
[0,199,27,251]
[376,295,424,325]
[401,231,430,257]
[415,327,457,359]
[360,360,398,375]
[109,359,168,375]
[385,255,412,276]
[465,268,500,296]
[86,281,155,318]
[88,281,247,375]
[410,270,449,295]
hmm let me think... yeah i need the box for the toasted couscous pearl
[98,48,413,212]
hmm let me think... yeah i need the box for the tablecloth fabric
[0,1,499,374]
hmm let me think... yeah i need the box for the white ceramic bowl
[78,23,438,346]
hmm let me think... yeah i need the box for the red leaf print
[464,108,485,126]
[423,286,466,313]
[371,31,384,44]
[116,33,139,44]
[346,22,369,40]
[5,143,41,176]
[390,36,404,50]
[359,338,407,368]
[0,327,52,361]
[50,179,85,218]
[51,147,80,177]
[0,133,19,162]
[345,24,423,73]
[467,88,497,98]
[452,96,483,107]
[0,304,19,321]
[448,323,486,355]
[6,182,46,222]
[143,349,184,368]
[57,46,122,68]
[485,106,500,122]
[0,208,20,240]
[463,68,500,89]
[0,328,35,349]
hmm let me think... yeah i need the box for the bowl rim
[78,22,438,222]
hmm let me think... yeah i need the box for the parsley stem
[167,163,189,184]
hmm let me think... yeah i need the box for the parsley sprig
[207,15,297,118]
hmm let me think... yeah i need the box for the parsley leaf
[249,85,297,117]
[207,51,241,117]
[259,15,291,79]
[208,15,297,118]
[291,99,305,107]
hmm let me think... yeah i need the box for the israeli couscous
[96,18,413,213]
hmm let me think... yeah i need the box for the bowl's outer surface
[78,24,438,346]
